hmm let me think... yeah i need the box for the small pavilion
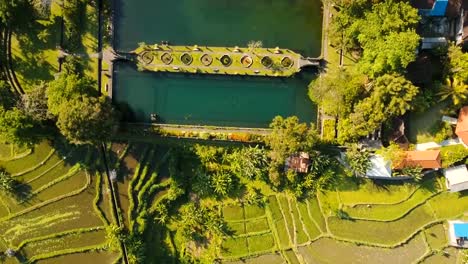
[444,165,468,192]
[365,155,392,178]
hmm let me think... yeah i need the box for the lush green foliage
[56,96,117,144]
[19,83,51,122]
[46,74,96,116]
[308,68,364,117]
[46,74,118,144]
[358,30,420,77]
[440,144,468,168]
[344,144,371,176]
[339,74,419,142]
[446,45,468,83]
[0,168,17,195]
[438,77,468,107]
[0,106,39,147]
[330,0,420,78]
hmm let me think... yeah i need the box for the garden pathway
[415,138,462,150]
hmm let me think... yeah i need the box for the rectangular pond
[113,0,323,127]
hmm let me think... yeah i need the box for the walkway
[415,138,462,150]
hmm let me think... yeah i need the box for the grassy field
[0,142,119,263]
[11,0,99,92]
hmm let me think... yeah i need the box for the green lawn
[406,101,451,143]
[11,1,62,90]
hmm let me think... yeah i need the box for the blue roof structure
[418,0,448,17]
[454,223,468,237]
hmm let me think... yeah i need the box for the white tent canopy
[444,165,468,192]
[366,155,392,178]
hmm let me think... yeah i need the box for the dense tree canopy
[19,83,51,122]
[358,31,420,77]
[446,45,468,82]
[308,68,364,117]
[46,74,96,116]
[265,116,319,165]
[338,74,419,142]
[330,0,420,78]
[0,81,16,109]
[0,106,39,147]
[56,95,117,144]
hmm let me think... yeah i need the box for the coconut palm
[438,78,468,106]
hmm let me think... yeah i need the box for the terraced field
[0,142,120,263]
[222,175,467,263]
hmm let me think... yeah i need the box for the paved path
[415,138,462,150]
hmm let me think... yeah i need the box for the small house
[285,152,310,173]
[444,165,468,192]
[448,220,468,248]
[455,106,468,146]
[394,150,442,169]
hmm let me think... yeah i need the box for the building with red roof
[455,106,468,146]
[394,150,442,169]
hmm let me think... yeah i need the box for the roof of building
[285,152,310,173]
[395,150,442,169]
[445,165,468,185]
[444,165,468,192]
[455,106,468,145]
[366,155,392,178]
[454,223,468,237]
[411,0,461,17]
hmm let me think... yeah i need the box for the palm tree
[438,78,468,106]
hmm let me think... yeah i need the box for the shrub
[441,144,468,168]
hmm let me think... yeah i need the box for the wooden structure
[285,152,311,173]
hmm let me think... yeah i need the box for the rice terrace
[0,0,467,263]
